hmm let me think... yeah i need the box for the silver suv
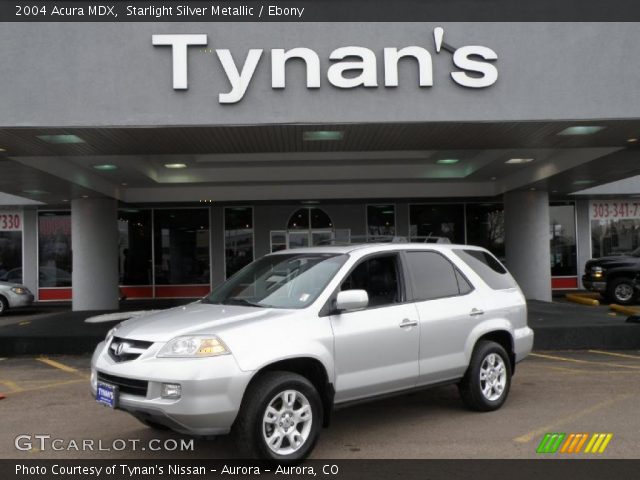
[90,243,533,461]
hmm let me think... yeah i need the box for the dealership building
[1,22,640,310]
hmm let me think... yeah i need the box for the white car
[91,243,534,461]
[0,281,34,315]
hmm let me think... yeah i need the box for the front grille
[108,337,153,363]
[97,371,148,397]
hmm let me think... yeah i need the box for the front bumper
[90,340,253,436]
[582,276,607,292]
[6,292,34,308]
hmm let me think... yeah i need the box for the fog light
[161,383,181,399]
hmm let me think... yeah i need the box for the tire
[232,371,323,462]
[459,340,512,412]
[608,277,636,305]
[0,296,8,316]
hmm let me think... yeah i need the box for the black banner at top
[3,0,640,22]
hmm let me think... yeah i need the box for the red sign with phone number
[0,211,22,231]
[590,200,640,220]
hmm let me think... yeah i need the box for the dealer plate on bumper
[96,382,118,408]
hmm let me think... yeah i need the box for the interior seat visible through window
[341,255,400,307]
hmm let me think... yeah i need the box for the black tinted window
[341,255,400,307]
[453,249,516,290]
[406,251,468,301]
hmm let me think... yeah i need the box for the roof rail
[317,235,451,245]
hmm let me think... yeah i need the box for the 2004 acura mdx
[90,243,533,461]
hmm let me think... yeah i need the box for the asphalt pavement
[0,351,638,459]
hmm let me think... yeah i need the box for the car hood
[586,255,639,270]
[114,302,293,342]
[0,281,28,290]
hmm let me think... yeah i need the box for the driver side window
[341,255,401,308]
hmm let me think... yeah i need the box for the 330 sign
[591,200,640,220]
[0,212,22,231]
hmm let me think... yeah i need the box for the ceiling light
[0,147,6,152]
[557,126,605,136]
[573,180,595,185]
[22,189,49,195]
[628,138,638,143]
[37,134,85,144]
[81,195,89,198]
[303,131,344,141]
[300,200,320,205]
[436,159,459,164]
[62,199,69,202]
[164,163,187,169]
[506,158,534,164]
[93,164,118,171]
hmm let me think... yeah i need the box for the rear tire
[0,296,8,316]
[232,371,322,462]
[608,277,636,305]
[459,340,511,412]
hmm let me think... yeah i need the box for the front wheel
[232,371,322,462]
[608,277,636,305]
[459,341,511,412]
[0,296,8,316]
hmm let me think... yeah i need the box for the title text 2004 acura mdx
[91,243,533,461]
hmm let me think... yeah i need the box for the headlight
[157,335,230,358]
[11,287,29,295]
[105,326,119,342]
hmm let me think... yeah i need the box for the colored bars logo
[536,433,613,454]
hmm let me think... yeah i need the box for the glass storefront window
[591,219,640,258]
[549,203,577,276]
[225,207,254,278]
[367,205,396,238]
[154,209,210,285]
[0,232,22,283]
[465,204,505,261]
[38,212,72,287]
[409,204,465,244]
[118,209,152,285]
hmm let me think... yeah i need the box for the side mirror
[335,289,369,312]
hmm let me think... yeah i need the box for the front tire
[608,277,636,305]
[459,340,511,412]
[232,371,322,462]
[0,296,8,316]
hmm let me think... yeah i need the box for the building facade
[1,22,639,309]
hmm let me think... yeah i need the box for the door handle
[399,319,419,328]
[470,308,484,317]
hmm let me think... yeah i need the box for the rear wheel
[608,277,636,305]
[459,340,511,412]
[0,296,8,316]
[232,371,322,462]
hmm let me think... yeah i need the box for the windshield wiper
[222,297,264,307]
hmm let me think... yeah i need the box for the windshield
[204,253,348,309]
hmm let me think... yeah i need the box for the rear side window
[453,249,516,290]
[405,251,472,301]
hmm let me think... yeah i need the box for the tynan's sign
[152,27,498,104]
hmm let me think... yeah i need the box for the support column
[504,190,551,301]
[575,198,592,288]
[22,208,39,297]
[71,198,119,311]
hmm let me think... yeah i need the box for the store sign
[152,27,498,103]
[0,210,22,231]
[590,199,640,220]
